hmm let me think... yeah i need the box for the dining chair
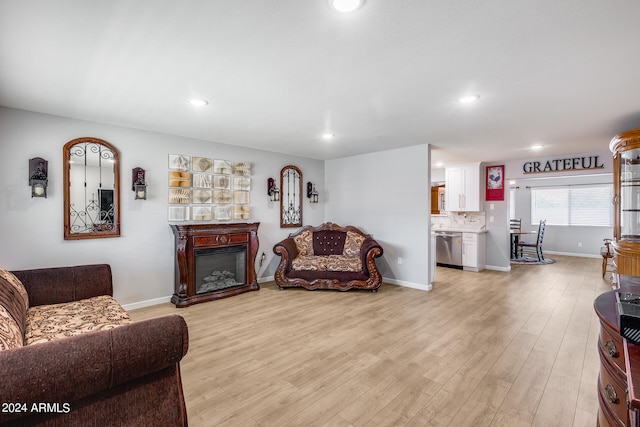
[509,218,522,259]
[601,238,615,279]
[518,220,546,261]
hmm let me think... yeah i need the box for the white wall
[0,107,324,306]
[324,144,430,289]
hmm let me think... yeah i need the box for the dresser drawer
[600,357,629,426]
[193,233,249,247]
[602,322,626,376]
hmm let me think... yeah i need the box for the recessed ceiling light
[435,162,444,167]
[531,144,544,151]
[322,133,335,140]
[330,0,363,13]
[189,99,208,107]
[458,95,480,104]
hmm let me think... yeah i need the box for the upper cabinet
[445,162,483,212]
[611,129,640,275]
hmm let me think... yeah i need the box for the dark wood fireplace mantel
[170,222,259,307]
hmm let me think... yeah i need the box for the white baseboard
[485,265,512,272]
[384,277,432,291]
[122,276,429,310]
[122,296,172,311]
[544,250,600,259]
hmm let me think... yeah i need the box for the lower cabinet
[462,232,486,272]
[594,286,640,427]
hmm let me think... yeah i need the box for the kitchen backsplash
[431,211,486,230]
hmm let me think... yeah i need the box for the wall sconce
[132,167,147,200]
[267,178,280,202]
[29,157,48,198]
[307,182,319,203]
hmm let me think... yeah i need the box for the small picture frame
[168,188,191,204]
[192,173,212,188]
[233,162,251,176]
[192,157,213,172]
[168,154,190,171]
[233,176,251,191]
[168,171,191,187]
[233,191,250,204]
[486,165,504,201]
[213,160,232,174]
[234,205,251,220]
[214,205,232,220]
[213,189,231,204]
[192,206,213,221]
[192,189,213,204]
[168,206,189,221]
[213,175,231,189]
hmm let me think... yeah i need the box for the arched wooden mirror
[63,137,121,240]
[280,165,302,228]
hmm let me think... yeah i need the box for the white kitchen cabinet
[462,232,486,272]
[445,163,483,212]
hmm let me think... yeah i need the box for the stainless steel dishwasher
[434,231,463,269]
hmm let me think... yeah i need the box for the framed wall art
[167,154,252,222]
[486,165,504,201]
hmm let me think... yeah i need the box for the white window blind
[531,184,612,226]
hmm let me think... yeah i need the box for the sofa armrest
[0,314,188,424]
[273,238,299,271]
[12,264,113,306]
[361,238,383,271]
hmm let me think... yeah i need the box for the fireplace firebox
[170,223,259,307]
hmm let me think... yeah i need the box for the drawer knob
[605,339,619,358]
[605,384,619,404]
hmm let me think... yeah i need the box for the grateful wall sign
[522,155,604,174]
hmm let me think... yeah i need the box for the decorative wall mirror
[280,165,302,228]
[63,137,121,240]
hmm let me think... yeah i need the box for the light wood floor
[130,255,612,427]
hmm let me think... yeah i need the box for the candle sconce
[307,182,319,204]
[132,167,147,200]
[267,177,280,202]
[29,157,48,198]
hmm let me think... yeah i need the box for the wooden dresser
[595,275,640,426]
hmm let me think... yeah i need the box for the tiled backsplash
[431,211,486,230]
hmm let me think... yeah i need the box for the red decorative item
[486,165,504,201]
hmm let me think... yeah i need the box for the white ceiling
[1,1,640,166]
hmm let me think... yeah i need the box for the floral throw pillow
[293,230,314,256]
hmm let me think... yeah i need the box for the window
[531,184,612,226]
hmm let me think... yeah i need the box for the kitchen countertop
[431,228,488,234]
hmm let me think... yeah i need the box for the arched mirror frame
[63,137,121,240]
[280,165,302,228]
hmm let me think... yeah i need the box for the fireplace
[195,246,246,294]
[170,223,259,307]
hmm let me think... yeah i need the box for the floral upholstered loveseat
[0,264,189,427]
[273,222,384,291]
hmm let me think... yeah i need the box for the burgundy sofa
[0,264,189,427]
[273,222,384,292]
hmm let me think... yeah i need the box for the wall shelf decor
[167,154,252,222]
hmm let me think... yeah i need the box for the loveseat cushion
[0,267,28,340]
[293,230,314,256]
[292,255,362,272]
[0,305,23,350]
[25,295,131,345]
[344,231,366,257]
[313,230,347,255]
